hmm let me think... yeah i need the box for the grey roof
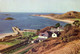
[37,38,46,40]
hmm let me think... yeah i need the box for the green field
[32,36,38,39]
[0,32,36,46]
[0,39,23,46]
[73,18,80,21]
[23,32,35,37]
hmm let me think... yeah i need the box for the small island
[4,17,14,20]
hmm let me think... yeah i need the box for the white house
[52,31,61,38]
[52,33,57,38]
[38,32,49,39]
[31,31,61,43]
[38,36,48,39]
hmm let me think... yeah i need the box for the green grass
[0,32,35,46]
[23,32,35,37]
[0,42,14,46]
[72,18,80,21]
[0,39,22,46]
[32,36,38,39]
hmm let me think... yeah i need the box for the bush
[55,23,60,28]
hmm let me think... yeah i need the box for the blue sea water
[0,12,66,34]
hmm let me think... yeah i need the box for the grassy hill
[26,25,80,54]
[59,11,80,19]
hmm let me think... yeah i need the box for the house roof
[37,38,46,40]
[53,31,61,35]
[39,31,49,37]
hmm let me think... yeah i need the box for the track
[13,44,35,54]
[0,40,29,54]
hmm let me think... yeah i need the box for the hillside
[38,11,80,19]
[58,11,80,19]
[26,39,80,54]
[26,26,80,54]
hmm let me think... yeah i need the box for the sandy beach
[0,33,16,39]
[38,15,74,24]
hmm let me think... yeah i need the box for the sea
[0,12,67,34]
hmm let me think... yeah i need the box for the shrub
[55,23,60,28]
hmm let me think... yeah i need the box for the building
[50,26,64,32]
[38,31,52,38]
[52,31,61,38]
[31,31,52,43]
[31,27,62,43]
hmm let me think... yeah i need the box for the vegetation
[22,32,38,41]
[73,18,80,21]
[0,39,23,46]
[73,20,80,27]
[1,32,36,54]
[64,24,72,32]
[32,36,38,39]
[59,21,80,42]
[4,17,14,20]
[0,32,36,46]
[58,11,80,19]
[23,32,35,37]
[55,23,60,28]
[64,24,71,27]
[36,29,40,35]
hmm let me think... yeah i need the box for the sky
[0,0,80,13]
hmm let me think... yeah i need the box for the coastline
[0,15,74,39]
[0,29,37,39]
[38,15,74,24]
[0,33,16,39]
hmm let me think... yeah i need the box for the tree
[64,24,72,27]
[55,23,60,28]
[36,29,40,35]
[64,24,72,32]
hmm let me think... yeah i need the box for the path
[13,44,35,54]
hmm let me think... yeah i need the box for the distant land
[4,17,14,20]
[32,11,80,23]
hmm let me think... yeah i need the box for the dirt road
[13,44,35,54]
